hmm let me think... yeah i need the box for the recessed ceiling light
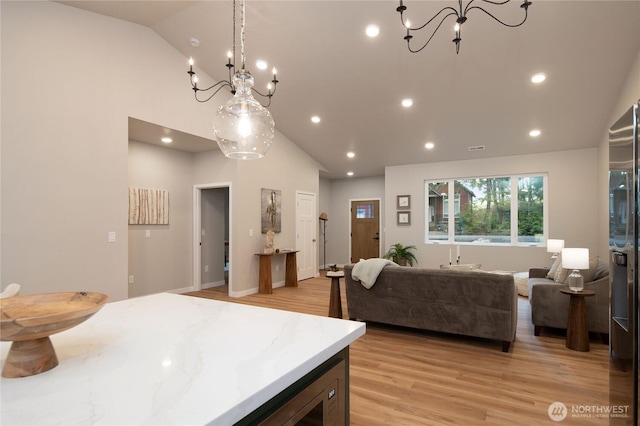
[347,171,354,177]
[365,24,380,38]
[347,152,355,158]
[531,73,546,84]
[256,60,268,70]
[161,137,173,143]
[311,115,321,124]
[401,98,413,108]
[529,129,541,137]
[425,142,435,149]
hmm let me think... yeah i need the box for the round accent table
[326,271,344,319]
[560,289,596,352]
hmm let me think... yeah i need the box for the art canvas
[128,188,170,225]
[261,188,281,233]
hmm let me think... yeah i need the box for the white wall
[128,141,194,297]
[1,1,321,300]
[323,176,385,266]
[194,131,322,296]
[384,149,599,272]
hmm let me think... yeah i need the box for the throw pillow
[554,256,599,284]
[547,255,562,280]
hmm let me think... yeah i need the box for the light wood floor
[183,275,611,425]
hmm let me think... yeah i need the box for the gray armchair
[528,259,609,342]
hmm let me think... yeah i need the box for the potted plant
[383,243,418,266]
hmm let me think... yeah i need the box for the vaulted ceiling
[59,1,640,179]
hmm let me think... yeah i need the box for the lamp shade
[561,248,589,270]
[546,239,565,253]
[213,71,275,160]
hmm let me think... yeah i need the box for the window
[425,174,546,245]
[355,203,375,219]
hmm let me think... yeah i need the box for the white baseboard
[166,286,194,295]
[229,287,259,297]
[202,280,225,289]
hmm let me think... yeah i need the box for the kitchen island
[0,292,365,425]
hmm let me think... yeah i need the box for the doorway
[296,191,317,280]
[193,183,232,295]
[350,199,381,263]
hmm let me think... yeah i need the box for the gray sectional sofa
[527,258,610,340]
[344,264,518,352]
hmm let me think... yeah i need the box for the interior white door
[296,191,317,281]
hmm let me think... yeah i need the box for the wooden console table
[255,250,299,294]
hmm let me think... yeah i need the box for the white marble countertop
[1,292,365,425]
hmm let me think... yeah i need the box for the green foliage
[383,243,418,266]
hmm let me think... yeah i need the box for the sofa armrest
[529,267,550,279]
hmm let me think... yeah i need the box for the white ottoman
[513,272,529,297]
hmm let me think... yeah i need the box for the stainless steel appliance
[609,101,640,425]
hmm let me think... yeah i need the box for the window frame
[424,173,548,247]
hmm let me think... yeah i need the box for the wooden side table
[560,289,596,351]
[255,251,299,294]
[326,271,344,318]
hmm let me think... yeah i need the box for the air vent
[468,145,485,152]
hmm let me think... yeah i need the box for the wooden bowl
[0,292,109,378]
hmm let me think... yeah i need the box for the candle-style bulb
[189,57,194,66]
[227,50,232,59]
[454,23,460,32]
[272,67,277,75]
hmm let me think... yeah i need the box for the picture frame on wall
[397,195,410,210]
[397,211,411,226]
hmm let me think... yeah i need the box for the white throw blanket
[351,258,396,289]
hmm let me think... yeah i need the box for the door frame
[193,182,232,295]
[295,190,317,280]
[349,197,383,262]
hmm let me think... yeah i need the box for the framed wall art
[261,188,282,233]
[397,211,411,226]
[128,187,170,225]
[397,195,411,210]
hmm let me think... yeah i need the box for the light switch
[145,230,151,238]
[249,229,254,237]
[128,275,134,284]
[108,231,116,243]
[201,229,206,236]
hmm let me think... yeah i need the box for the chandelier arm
[400,6,459,31]
[194,83,234,103]
[465,4,529,27]
[252,87,276,98]
[407,11,458,53]
[191,79,232,93]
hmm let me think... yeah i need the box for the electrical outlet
[128,275,134,284]
[275,265,280,272]
[204,265,209,272]
[145,230,151,238]
[249,229,254,237]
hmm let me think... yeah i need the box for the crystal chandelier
[188,0,279,159]
[396,0,532,54]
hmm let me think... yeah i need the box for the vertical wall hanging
[261,188,281,233]
[128,188,170,225]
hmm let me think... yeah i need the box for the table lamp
[547,239,564,259]
[562,248,589,292]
